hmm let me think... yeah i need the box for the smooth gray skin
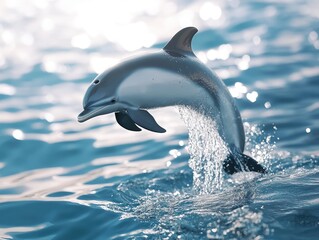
[78,27,245,153]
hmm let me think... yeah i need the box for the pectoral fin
[127,109,166,133]
[115,112,141,132]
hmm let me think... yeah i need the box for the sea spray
[244,122,277,171]
[178,106,229,194]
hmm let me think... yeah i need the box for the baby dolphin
[78,27,266,174]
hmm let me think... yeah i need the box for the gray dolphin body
[78,27,266,174]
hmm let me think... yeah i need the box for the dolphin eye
[93,79,100,85]
[111,99,116,103]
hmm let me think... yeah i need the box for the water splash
[207,206,271,239]
[244,122,277,171]
[126,179,270,239]
[178,106,229,194]
[177,107,277,194]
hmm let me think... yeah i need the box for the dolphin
[78,27,266,174]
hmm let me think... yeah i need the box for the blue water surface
[0,0,319,239]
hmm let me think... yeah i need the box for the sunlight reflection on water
[1,0,319,239]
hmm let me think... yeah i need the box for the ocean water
[0,0,319,239]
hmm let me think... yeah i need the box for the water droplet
[207,49,217,61]
[237,55,250,70]
[246,91,258,102]
[235,82,248,93]
[218,44,232,60]
[264,101,271,109]
[169,149,181,158]
[12,129,25,140]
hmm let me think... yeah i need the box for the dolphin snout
[78,109,91,123]
[78,103,120,123]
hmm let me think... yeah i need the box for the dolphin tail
[223,152,267,174]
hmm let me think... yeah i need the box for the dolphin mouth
[78,104,119,123]
[78,107,102,123]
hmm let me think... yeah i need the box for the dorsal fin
[163,27,198,56]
